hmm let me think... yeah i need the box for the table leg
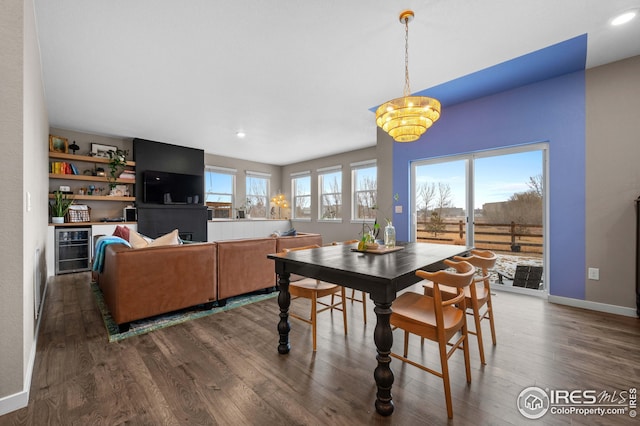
[277,272,291,354]
[373,301,394,416]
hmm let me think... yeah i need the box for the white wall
[280,146,380,244]
[0,0,26,403]
[0,0,49,415]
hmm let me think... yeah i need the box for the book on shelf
[49,161,79,175]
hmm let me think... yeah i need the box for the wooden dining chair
[452,249,498,365]
[330,240,367,324]
[282,244,348,351]
[390,259,475,419]
[423,249,498,365]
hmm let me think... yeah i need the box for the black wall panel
[133,138,207,242]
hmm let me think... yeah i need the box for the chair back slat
[282,244,321,254]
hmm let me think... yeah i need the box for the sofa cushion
[130,229,180,249]
[216,237,277,300]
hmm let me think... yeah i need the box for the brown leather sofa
[96,232,323,325]
[216,233,323,302]
[98,242,217,325]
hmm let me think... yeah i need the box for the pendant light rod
[375,9,441,143]
[400,10,414,97]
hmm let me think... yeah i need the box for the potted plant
[50,191,73,223]
[357,221,380,250]
[106,148,129,190]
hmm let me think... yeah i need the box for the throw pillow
[129,229,180,249]
[149,229,180,247]
[281,228,297,237]
[112,225,130,242]
[129,230,151,249]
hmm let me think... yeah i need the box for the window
[246,171,270,218]
[318,166,342,220]
[352,161,377,221]
[291,172,311,220]
[205,166,235,218]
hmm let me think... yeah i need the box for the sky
[414,149,543,210]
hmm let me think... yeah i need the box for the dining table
[267,241,470,416]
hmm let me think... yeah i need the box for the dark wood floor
[1,272,639,425]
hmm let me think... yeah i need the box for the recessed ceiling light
[236,131,246,138]
[611,10,637,26]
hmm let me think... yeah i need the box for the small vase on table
[384,221,396,248]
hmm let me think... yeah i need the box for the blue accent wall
[392,71,586,299]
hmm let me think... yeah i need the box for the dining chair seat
[390,259,476,419]
[289,277,342,293]
[392,292,465,340]
[282,244,348,351]
[331,240,368,324]
[423,249,498,365]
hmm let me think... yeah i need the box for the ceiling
[34,1,640,166]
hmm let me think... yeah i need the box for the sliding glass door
[412,144,547,294]
[413,158,469,246]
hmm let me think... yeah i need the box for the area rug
[91,281,278,342]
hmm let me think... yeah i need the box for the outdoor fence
[416,220,543,255]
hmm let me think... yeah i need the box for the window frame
[291,171,312,221]
[317,165,343,222]
[204,166,236,219]
[351,160,377,223]
[245,171,270,219]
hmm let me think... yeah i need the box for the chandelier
[375,10,441,142]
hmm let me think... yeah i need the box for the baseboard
[492,284,548,298]
[0,277,50,416]
[548,294,638,318]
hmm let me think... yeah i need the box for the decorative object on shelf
[91,143,118,158]
[68,140,80,154]
[236,198,252,219]
[118,169,135,180]
[110,185,129,197]
[49,135,68,153]
[270,193,289,219]
[67,205,91,223]
[375,10,441,142]
[50,190,73,223]
[106,148,129,190]
[384,221,396,248]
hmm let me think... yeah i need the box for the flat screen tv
[143,170,203,205]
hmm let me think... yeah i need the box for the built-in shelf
[49,151,135,209]
[49,152,135,167]
[47,194,135,202]
[49,173,135,184]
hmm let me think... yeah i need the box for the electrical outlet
[588,267,600,280]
